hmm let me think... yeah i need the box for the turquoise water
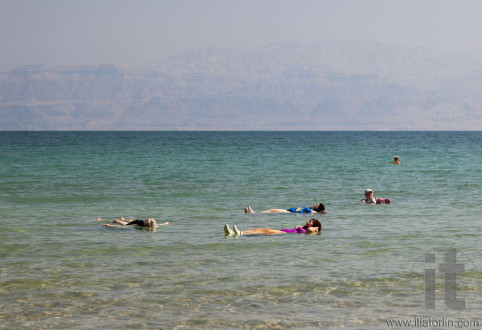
[0,131,480,329]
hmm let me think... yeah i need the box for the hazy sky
[1,0,482,73]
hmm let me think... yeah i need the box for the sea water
[0,131,480,329]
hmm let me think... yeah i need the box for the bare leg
[259,209,290,213]
[112,219,128,225]
[98,216,128,222]
[241,228,286,235]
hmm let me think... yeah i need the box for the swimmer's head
[393,156,399,160]
[144,218,157,228]
[304,219,322,231]
[365,189,373,195]
[312,203,327,214]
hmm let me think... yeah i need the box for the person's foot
[224,224,234,236]
[233,225,242,236]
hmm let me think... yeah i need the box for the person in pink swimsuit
[224,219,321,236]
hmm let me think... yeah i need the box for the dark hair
[310,219,322,230]
[303,219,321,232]
[312,203,327,214]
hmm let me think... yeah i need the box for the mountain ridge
[1,41,481,130]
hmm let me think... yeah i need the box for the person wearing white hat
[361,189,376,203]
[361,189,390,204]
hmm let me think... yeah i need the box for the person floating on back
[224,219,322,236]
[97,217,170,228]
[244,203,327,214]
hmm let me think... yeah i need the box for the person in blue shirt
[245,203,326,214]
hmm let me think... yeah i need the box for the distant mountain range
[1,41,482,130]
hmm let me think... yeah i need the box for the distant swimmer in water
[97,217,170,228]
[244,203,327,214]
[224,219,322,236]
[391,156,400,165]
[361,189,390,204]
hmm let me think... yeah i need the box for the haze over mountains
[1,41,481,130]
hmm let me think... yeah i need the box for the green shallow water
[0,131,480,328]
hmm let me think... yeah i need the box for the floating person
[97,217,170,228]
[224,219,322,236]
[361,189,390,204]
[361,189,376,204]
[244,203,327,214]
[391,156,400,165]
